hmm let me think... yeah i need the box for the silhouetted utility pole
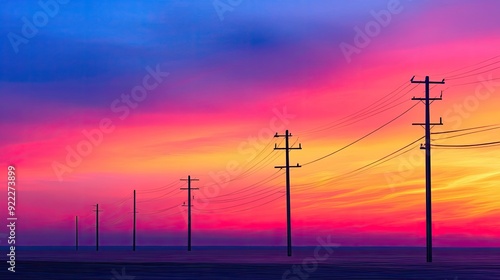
[274,130,302,256]
[75,216,78,251]
[133,190,137,251]
[411,75,444,263]
[180,176,199,251]
[93,204,102,251]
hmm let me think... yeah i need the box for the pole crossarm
[275,164,301,169]
[412,97,442,101]
[411,76,445,84]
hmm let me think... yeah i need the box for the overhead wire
[300,81,415,136]
[434,54,500,76]
[302,103,419,166]
[295,136,423,192]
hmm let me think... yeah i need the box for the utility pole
[93,204,102,251]
[75,216,78,251]
[411,75,444,263]
[274,130,302,256]
[180,176,199,251]
[133,190,137,251]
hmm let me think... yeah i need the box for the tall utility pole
[133,190,137,251]
[93,204,102,251]
[274,130,302,257]
[411,75,444,263]
[180,176,199,251]
[75,216,79,251]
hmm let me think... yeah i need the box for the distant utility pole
[75,216,79,251]
[411,75,444,263]
[274,130,302,257]
[93,204,102,251]
[133,190,137,251]
[180,175,199,251]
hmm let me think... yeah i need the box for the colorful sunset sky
[1,0,499,247]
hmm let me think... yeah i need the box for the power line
[105,193,133,207]
[307,95,415,138]
[197,190,283,213]
[138,185,182,203]
[446,60,500,78]
[220,194,285,214]
[211,169,283,199]
[295,147,417,204]
[431,141,500,148]
[302,103,419,166]
[231,144,283,181]
[332,98,412,130]
[444,77,500,89]
[208,183,283,204]
[431,124,500,135]
[432,144,500,149]
[295,136,423,192]
[199,138,285,192]
[137,205,180,215]
[139,180,180,194]
[301,81,416,135]
[220,138,298,186]
[234,138,278,177]
[447,66,500,80]
[434,54,500,76]
[432,126,500,141]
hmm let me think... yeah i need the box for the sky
[0,0,499,247]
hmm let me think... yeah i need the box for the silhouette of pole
[75,216,78,251]
[133,190,136,251]
[96,204,99,251]
[180,176,199,251]
[411,75,445,262]
[93,204,102,251]
[274,130,302,256]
